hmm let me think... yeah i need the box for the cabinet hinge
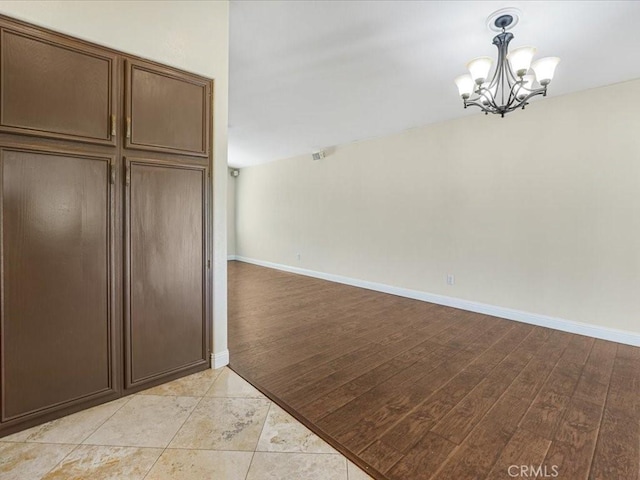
[207,259,211,269]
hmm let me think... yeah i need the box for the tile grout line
[203,366,226,397]
[78,395,135,445]
[140,381,214,480]
[24,395,136,479]
[244,397,274,480]
[141,366,233,479]
[160,445,344,455]
[37,442,83,479]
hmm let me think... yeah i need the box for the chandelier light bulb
[507,46,537,77]
[531,57,561,86]
[454,74,475,99]
[466,57,493,85]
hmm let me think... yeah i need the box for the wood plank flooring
[228,261,640,480]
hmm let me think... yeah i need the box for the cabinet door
[125,60,210,157]
[0,23,118,146]
[0,147,117,422]
[125,157,208,388]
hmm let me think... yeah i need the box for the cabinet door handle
[126,117,131,139]
[110,115,117,136]
[125,164,131,186]
[110,161,116,184]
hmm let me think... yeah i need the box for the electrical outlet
[447,274,455,286]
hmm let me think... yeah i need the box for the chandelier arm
[486,62,501,92]
[477,70,537,114]
[472,86,501,113]
[504,70,519,108]
[463,88,548,117]
[502,88,548,114]
[504,59,519,84]
[463,99,492,114]
[505,78,525,108]
[512,87,547,107]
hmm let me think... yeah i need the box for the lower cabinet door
[124,157,208,389]
[0,146,117,423]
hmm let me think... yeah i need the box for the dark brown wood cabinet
[125,157,208,388]
[1,146,117,423]
[0,15,212,436]
[0,25,118,146]
[125,60,210,157]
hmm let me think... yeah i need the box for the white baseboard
[211,349,230,369]
[227,255,237,261]
[235,255,640,347]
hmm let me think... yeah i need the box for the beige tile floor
[0,367,374,480]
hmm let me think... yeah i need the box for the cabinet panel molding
[125,59,211,157]
[0,22,118,146]
[124,156,209,389]
[0,145,118,422]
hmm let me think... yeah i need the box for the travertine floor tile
[138,368,223,397]
[206,367,266,398]
[3,398,130,445]
[348,460,376,480]
[257,403,336,453]
[83,395,198,448]
[145,448,253,480]
[41,445,162,480]
[0,442,75,480]
[246,452,347,480]
[1,369,374,480]
[170,397,270,451]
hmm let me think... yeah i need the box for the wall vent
[312,151,325,161]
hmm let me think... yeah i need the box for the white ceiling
[229,1,640,168]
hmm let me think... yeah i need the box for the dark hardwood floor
[228,261,639,480]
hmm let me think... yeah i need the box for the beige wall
[237,79,640,335]
[228,169,237,257]
[0,0,231,359]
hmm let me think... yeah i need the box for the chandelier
[454,9,560,117]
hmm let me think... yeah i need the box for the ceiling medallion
[454,8,560,117]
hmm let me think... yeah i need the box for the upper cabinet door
[0,23,118,146]
[125,59,211,158]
